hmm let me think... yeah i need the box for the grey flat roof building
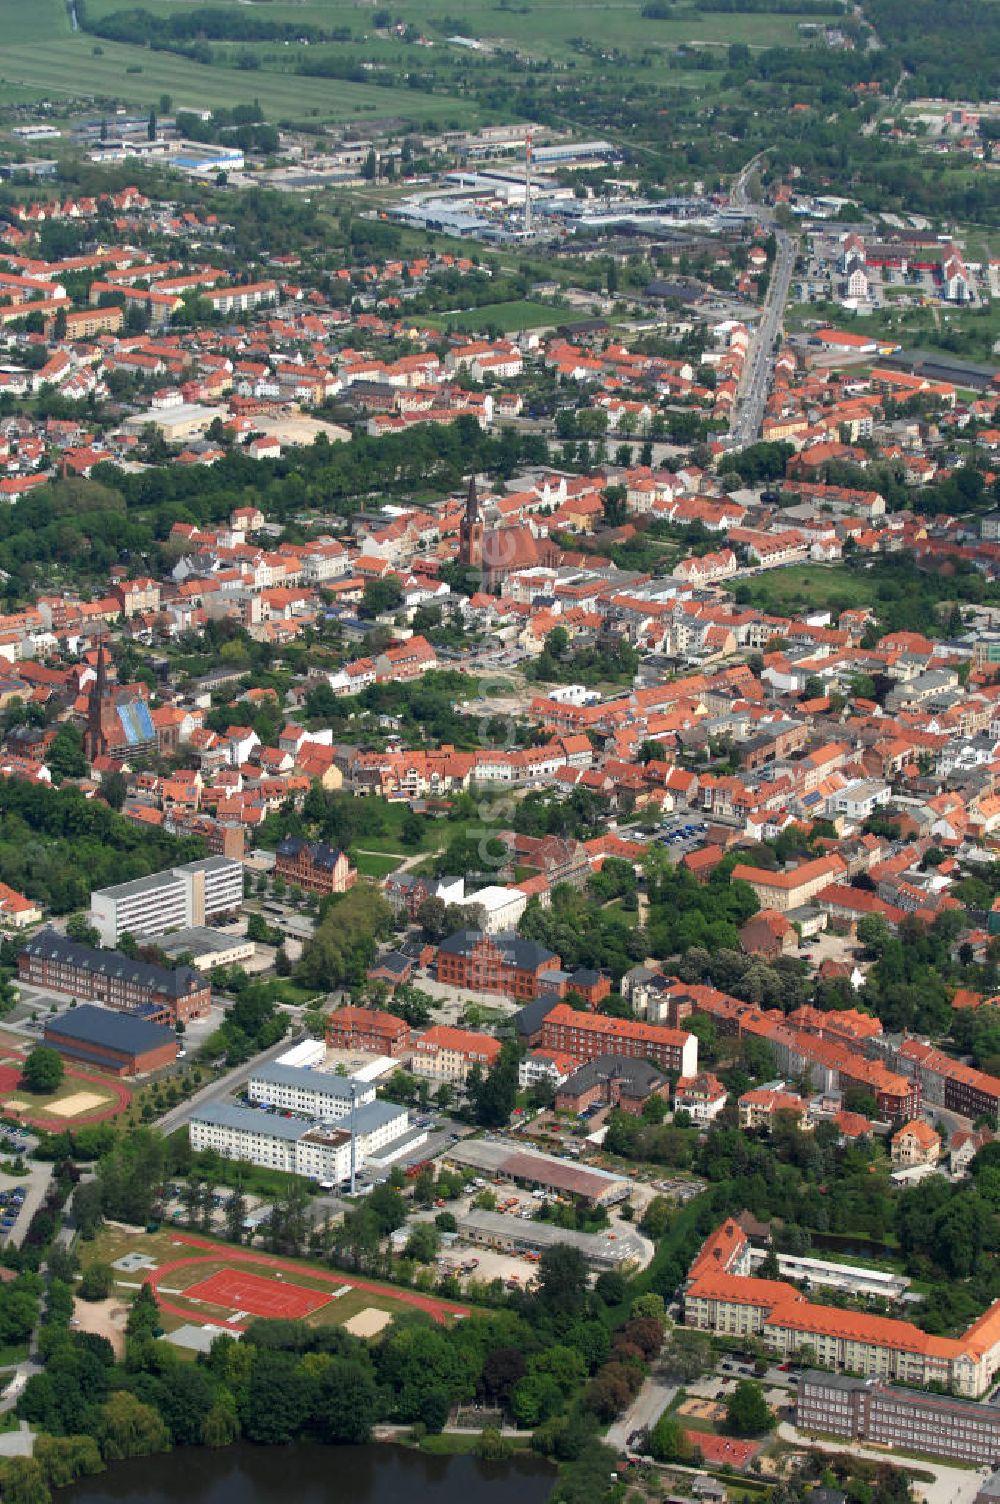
[249,1063,358,1100]
[45,1003,175,1056]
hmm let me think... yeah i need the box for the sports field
[183,1267,333,1321]
[90,1228,470,1338]
[0,1048,130,1129]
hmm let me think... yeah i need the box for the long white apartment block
[189,1098,412,1182]
[246,1063,377,1119]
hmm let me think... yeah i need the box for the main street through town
[728,227,796,448]
[725,150,797,449]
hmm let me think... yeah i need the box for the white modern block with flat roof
[90,856,244,946]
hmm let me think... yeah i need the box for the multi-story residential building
[898,1040,1000,1126]
[669,981,918,1122]
[518,1048,579,1091]
[684,1219,1000,1398]
[890,1118,941,1167]
[730,854,848,912]
[18,929,211,1023]
[797,1372,1000,1467]
[89,856,243,946]
[274,838,356,897]
[554,1055,672,1117]
[673,1071,728,1124]
[436,930,561,1002]
[540,1004,697,1076]
[411,1024,501,1084]
[203,281,278,316]
[245,1063,377,1119]
[738,1087,807,1130]
[325,1005,412,1058]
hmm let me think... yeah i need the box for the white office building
[246,1063,376,1120]
[90,856,244,946]
[189,1098,412,1182]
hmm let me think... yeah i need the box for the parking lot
[626,815,711,863]
[0,1159,52,1249]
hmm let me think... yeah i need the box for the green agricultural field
[3,0,71,45]
[18,0,838,126]
[0,32,482,125]
[81,0,834,55]
[723,563,880,613]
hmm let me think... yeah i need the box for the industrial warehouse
[456,1209,644,1270]
[443,1136,633,1206]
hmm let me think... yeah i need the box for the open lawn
[2,0,70,44]
[786,296,1000,366]
[419,301,562,334]
[352,850,405,878]
[723,563,880,613]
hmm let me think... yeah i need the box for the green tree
[648,1411,695,1462]
[65,914,101,947]
[512,1371,564,1427]
[33,1434,102,1490]
[467,1039,519,1128]
[125,1283,160,1341]
[312,1359,378,1443]
[404,1222,440,1262]
[47,723,87,781]
[725,1379,774,1436]
[97,1392,171,1461]
[202,1392,240,1448]
[77,1263,114,1302]
[225,1185,248,1243]
[0,1458,49,1504]
[536,1244,588,1317]
[21,1047,64,1095]
[361,577,403,618]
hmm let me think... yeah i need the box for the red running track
[146,1232,471,1331]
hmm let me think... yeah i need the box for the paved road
[154,1030,308,1137]
[723,147,796,450]
[605,1367,678,1450]
[777,1422,988,1504]
[728,228,795,447]
[0,1420,35,1453]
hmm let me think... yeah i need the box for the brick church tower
[459,474,484,569]
[84,645,119,762]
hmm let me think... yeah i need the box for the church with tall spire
[83,645,158,766]
[84,645,117,763]
[458,473,484,568]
